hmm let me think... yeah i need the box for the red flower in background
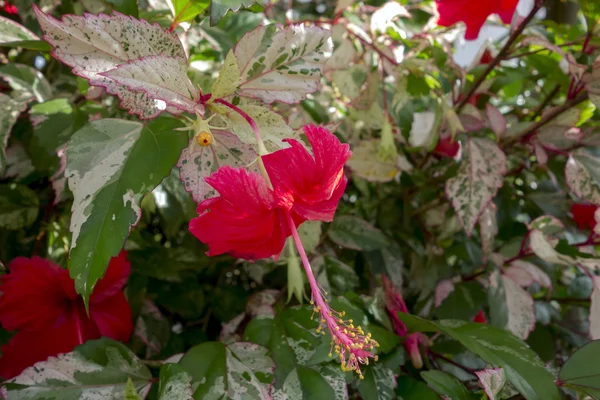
[2,2,18,15]
[436,0,519,40]
[434,135,460,158]
[0,252,133,378]
[472,310,487,323]
[190,125,351,260]
[571,203,599,231]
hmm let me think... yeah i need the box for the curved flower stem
[285,210,378,377]
[213,97,273,187]
[213,98,268,156]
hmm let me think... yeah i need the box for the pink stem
[214,98,264,151]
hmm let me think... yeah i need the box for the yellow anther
[196,131,213,146]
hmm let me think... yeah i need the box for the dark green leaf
[421,370,472,400]
[328,215,388,251]
[558,340,600,398]
[395,376,439,400]
[106,0,139,17]
[397,314,560,400]
[0,40,51,51]
[0,184,39,230]
[358,364,396,400]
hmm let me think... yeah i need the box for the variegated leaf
[0,63,53,103]
[223,104,295,148]
[102,55,199,114]
[347,140,399,183]
[446,137,507,235]
[504,260,551,289]
[0,94,27,175]
[34,6,196,119]
[590,276,600,340]
[475,368,506,400]
[177,129,257,202]
[66,118,188,303]
[180,342,274,399]
[565,148,600,205]
[233,24,332,104]
[486,103,506,137]
[489,270,535,340]
[0,15,39,42]
[158,364,193,400]
[332,64,367,100]
[325,26,356,73]
[6,338,152,399]
[537,108,582,150]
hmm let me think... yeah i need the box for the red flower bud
[434,135,460,158]
[473,310,487,323]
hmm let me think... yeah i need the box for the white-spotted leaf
[347,140,400,183]
[489,270,535,340]
[0,15,39,42]
[480,202,497,260]
[34,7,194,119]
[565,148,600,205]
[446,137,507,235]
[158,364,193,400]
[233,24,332,104]
[177,129,258,202]
[6,338,152,399]
[504,260,551,289]
[101,56,199,114]
[210,50,241,100]
[475,368,506,400]
[223,104,295,148]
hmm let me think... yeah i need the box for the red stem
[214,98,263,149]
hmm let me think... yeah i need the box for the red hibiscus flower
[472,310,487,323]
[434,134,460,158]
[2,3,18,15]
[189,125,351,260]
[571,203,599,231]
[436,0,519,40]
[0,251,133,378]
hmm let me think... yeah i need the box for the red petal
[91,250,131,303]
[473,310,487,323]
[436,0,518,40]
[0,257,72,332]
[0,304,99,379]
[571,203,599,231]
[263,125,351,222]
[90,292,133,342]
[434,135,460,158]
[189,166,289,260]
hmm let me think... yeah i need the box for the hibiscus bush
[1,0,600,398]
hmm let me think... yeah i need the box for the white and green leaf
[445,137,507,235]
[177,129,258,202]
[233,24,332,104]
[565,147,600,205]
[66,117,188,304]
[0,93,27,175]
[0,15,39,43]
[0,63,53,103]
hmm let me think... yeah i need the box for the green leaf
[171,0,210,24]
[395,376,439,400]
[421,370,472,400]
[347,140,400,183]
[106,0,139,17]
[0,183,39,230]
[0,40,51,51]
[271,365,347,400]
[179,342,274,399]
[243,306,330,385]
[159,364,194,400]
[0,15,39,42]
[358,364,396,400]
[210,0,260,26]
[0,94,27,175]
[125,378,143,400]
[0,63,53,103]
[396,314,560,400]
[66,117,187,305]
[558,340,600,398]
[314,255,359,296]
[434,281,486,321]
[5,338,152,398]
[210,50,241,100]
[328,215,389,251]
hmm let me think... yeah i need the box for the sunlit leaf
[210,0,261,26]
[222,104,295,148]
[233,24,332,104]
[34,6,194,119]
[347,140,399,183]
[210,50,241,100]
[0,15,39,43]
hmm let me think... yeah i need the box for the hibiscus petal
[0,257,71,332]
[90,292,133,342]
[436,0,518,40]
[263,125,351,222]
[190,166,289,260]
[91,250,131,303]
